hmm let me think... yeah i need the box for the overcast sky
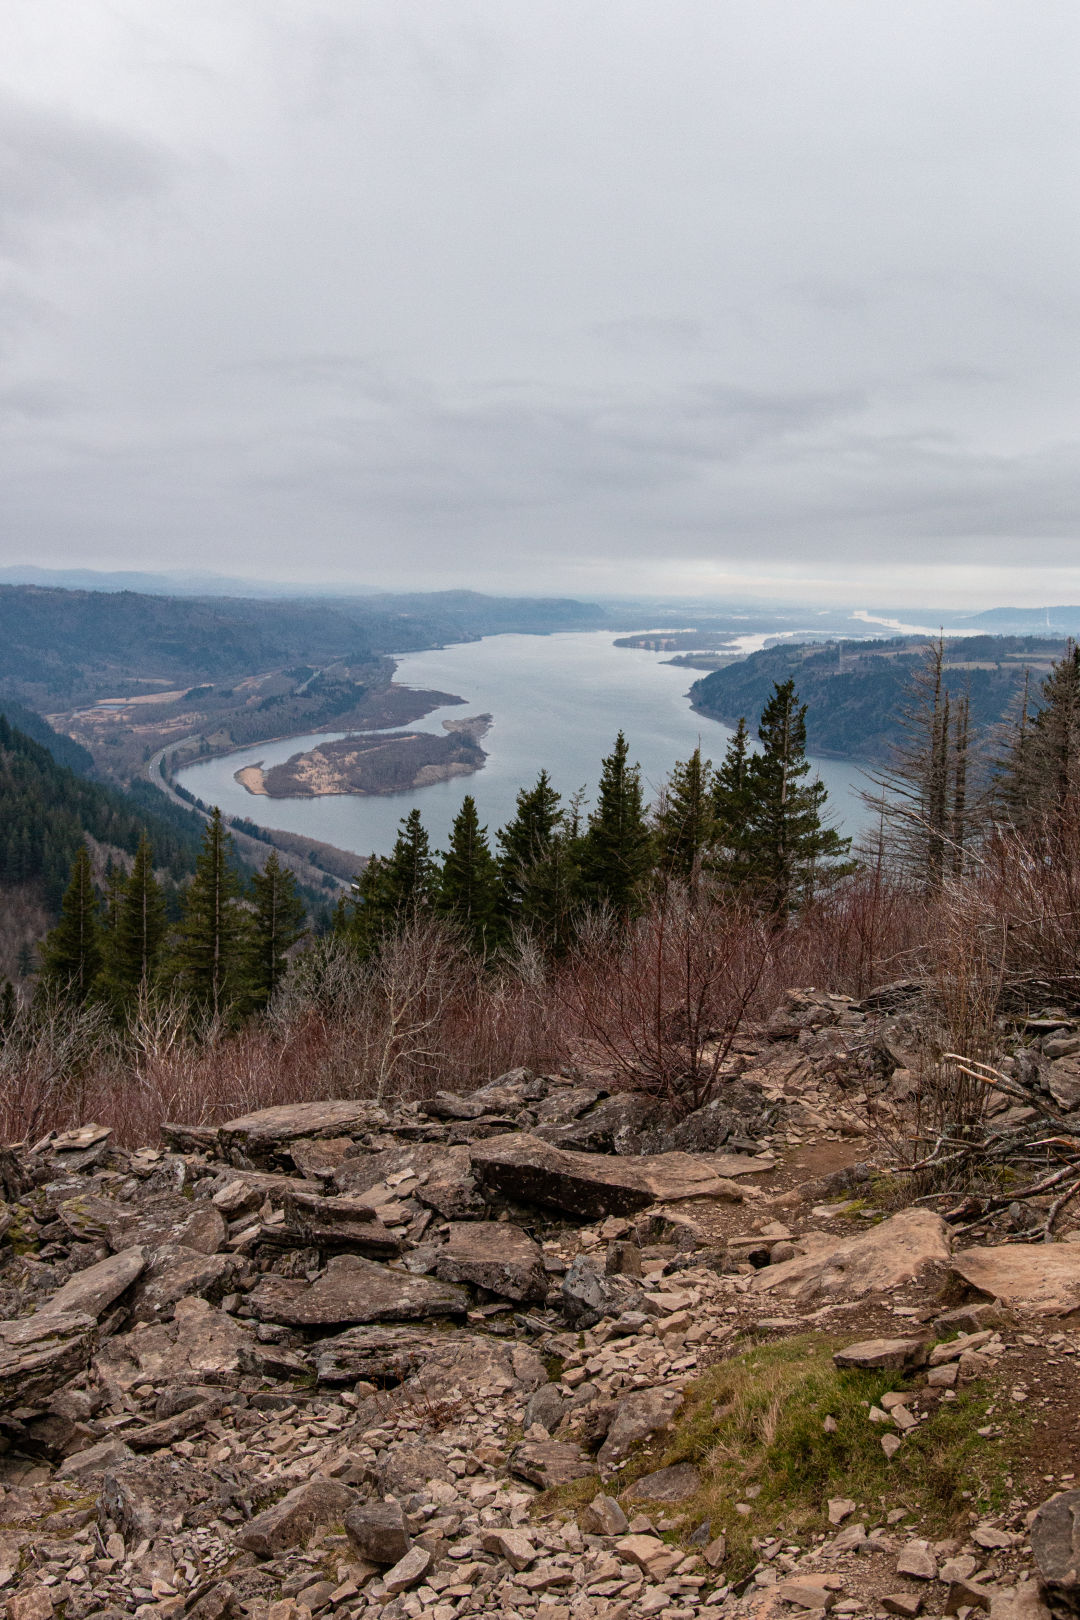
[2,2,1079,607]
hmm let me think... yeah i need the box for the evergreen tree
[16,943,34,980]
[175,808,249,1017]
[999,641,1080,829]
[0,981,17,1039]
[438,795,502,954]
[341,855,388,957]
[655,747,714,881]
[578,733,651,913]
[109,837,167,994]
[39,843,102,1002]
[250,850,306,1007]
[382,810,437,919]
[743,680,851,915]
[712,717,756,887]
[498,770,571,940]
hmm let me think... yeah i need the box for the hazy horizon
[2,4,1080,607]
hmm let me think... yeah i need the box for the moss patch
[615,1333,1026,1583]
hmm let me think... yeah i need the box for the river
[175,631,872,861]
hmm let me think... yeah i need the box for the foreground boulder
[752,1208,952,1302]
[0,1311,97,1408]
[246,1253,469,1326]
[470,1132,743,1219]
[951,1243,1080,1317]
[1030,1490,1080,1614]
[39,1245,145,1319]
[236,1479,359,1558]
[218,1100,389,1166]
[597,1385,683,1472]
[434,1220,547,1301]
[561,1256,645,1327]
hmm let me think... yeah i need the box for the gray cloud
[0,0,1078,605]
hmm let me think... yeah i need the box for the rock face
[38,1245,145,1319]
[246,1253,469,1325]
[219,1100,390,1165]
[470,1132,742,1218]
[753,1207,952,1302]
[434,1221,547,1301]
[1030,1490,1080,1613]
[951,1244,1080,1316]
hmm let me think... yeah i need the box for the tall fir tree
[39,843,102,1002]
[1000,641,1080,829]
[655,747,714,881]
[108,836,167,995]
[743,679,850,916]
[250,850,306,1007]
[578,733,651,913]
[498,770,569,939]
[437,795,502,954]
[175,808,249,1017]
[712,717,756,887]
[382,810,437,919]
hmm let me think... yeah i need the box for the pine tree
[438,795,502,954]
[1000,641,1080,829]
[249,850,306,1007]
[743,680,851,916]
[341,855,388,957]
[712,717,756,887]
[655,747,714,881]
[109,836,167,994]
[498,770,570,939]
[175,808,249,1017]
[382,810,437,919]
[578,733,651,913]
[39,843,102,1002]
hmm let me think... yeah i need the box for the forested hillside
[0,716,205,910]
[690,635,1062,761]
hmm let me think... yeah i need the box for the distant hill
[690,636,1063,763]
[0,699,95,774]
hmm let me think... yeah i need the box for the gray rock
[0,1311,97,1409]
[1031,1490,1080,1615]
[597,1386,682,1472]
[177,1207,227,1255]
[344,1500,411,1564]
[39,1246,145,1320]
[280,1190,401,1258]
[54,1437,134,1481]
[561,1256,646,1327]
[580,1494,629,1536]
[383,1546,433,1595]
[525,1383,567,1433]
[534,1093,655,1153]
[219,1100,389,1166]
[435,1221,547,1302]
[624,1462,702,1503]
[510,1436,594,1488]
[834,1336,930,1371]
[247,1254,469,1326]
[236,1479,359,1558]
[377,1442,453,1496]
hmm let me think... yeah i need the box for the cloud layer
[1,1,1079,605]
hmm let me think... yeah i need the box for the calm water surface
[176,632,870,860]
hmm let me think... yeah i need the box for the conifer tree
[578,733,651,913]
[39,843,102,1002]
[109,836,167,994]
[498,770,569,938]
[382,810,437,919]
[655,747,714,881]
[250,850,306,1006]
[743,680,850,915]
[712,717,756,887]
[1000,641,1080,828]
[438,795,502,954]
[175,808,249,1017]
[341,855,388,957]
[0,981,17,1038]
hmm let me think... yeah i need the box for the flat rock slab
[752,1208,952,1302]
[39,1245,145,1319]
[471,1132,742,1219]
[0,1312,97,1408]
[951,1244,1080,1317]
[624,1462,702,1503]
[219,1100,389,1165]
[834,1336,930,1371]
[435,1221,547,1302]
[128,1243,240,1324]
[510,1437,595,1489]
[246,1253,469,1326]
[97,1296,254,1391]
